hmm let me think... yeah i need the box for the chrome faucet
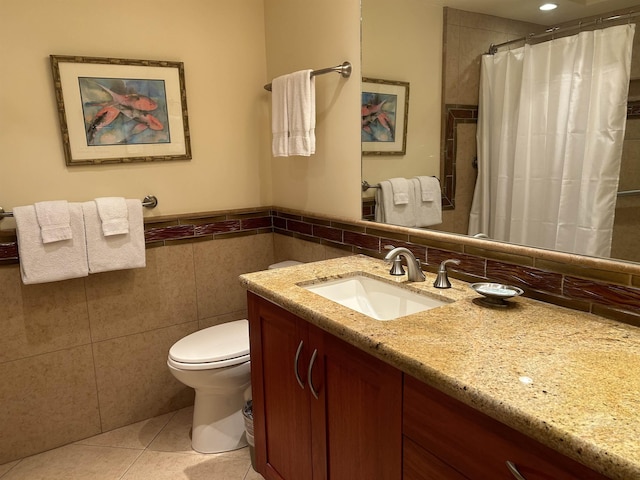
[384,247,426,282]
[433,259,461,289]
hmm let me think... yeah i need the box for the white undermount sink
[303,274,452,321]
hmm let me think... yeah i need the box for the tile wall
[1,205,639,464]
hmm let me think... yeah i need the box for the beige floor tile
[147,406,195,453]
[1,444,141,480]
[244,465,265,480]
[0,460,20,477]
[122,449,250,480]
[75,411,175,450]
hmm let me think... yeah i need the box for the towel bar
[264,61,352,91]
[0,195,158,219]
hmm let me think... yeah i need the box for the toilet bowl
[167,319,251,453]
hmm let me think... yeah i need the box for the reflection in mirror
[361,0,640,264]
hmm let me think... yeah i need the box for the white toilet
[167,260,302,454]
[167,320,251,453]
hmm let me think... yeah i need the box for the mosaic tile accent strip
[1,206,639,325]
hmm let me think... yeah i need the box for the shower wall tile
[193,233,275,320]
[0,345,100,464]
[93,322,197,432]
[85,244,197,342]
[0,265,90,363]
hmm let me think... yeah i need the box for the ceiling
[441,0,640,25]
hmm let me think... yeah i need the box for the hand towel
[82,199,146,274]
[388,177,410,205]
[95,197,129,236]
[271,75,289,157]
[415,176,440,202]
[376,180,416,227]
[287,70,315,156]
[412,178,442,227]
[14,203,89,284]
[34,200,73,243]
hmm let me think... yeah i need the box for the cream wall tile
[86,244,197,342]
[93,322,197,432]
[0,345,100,464]
[194,235,274,320]
[273,235,325,263]
[199,310,248,330]
[0,265,90,363]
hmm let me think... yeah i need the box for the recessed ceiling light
[540,3,558,11]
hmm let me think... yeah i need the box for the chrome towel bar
[264,61,352,91]
[0,195,158,219]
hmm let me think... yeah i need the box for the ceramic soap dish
[470,282,523,308]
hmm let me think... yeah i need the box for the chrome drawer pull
[506,461,527,480]
[294,340,305,389]
[308,349,319,399]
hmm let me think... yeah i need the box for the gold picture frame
[50,55,192,166]
[361,77,409,156]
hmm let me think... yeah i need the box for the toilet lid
[169,319,249,364]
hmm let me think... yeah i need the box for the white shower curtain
[469,24,635,257]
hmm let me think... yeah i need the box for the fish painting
[361,92,397,143]
[79,77,170,146]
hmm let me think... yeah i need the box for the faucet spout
[383,247,426,282]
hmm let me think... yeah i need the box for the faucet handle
[433,259,461,289]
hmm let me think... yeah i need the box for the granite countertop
[239,255,640,480]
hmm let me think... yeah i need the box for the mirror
[362,0,640,264]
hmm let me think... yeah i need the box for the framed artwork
[50,55,191,166]
[361,77,409,156]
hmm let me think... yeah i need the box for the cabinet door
[310,328,403,480]
[404,437,468,480]
[403,375,608,480]
[249,293,313,480]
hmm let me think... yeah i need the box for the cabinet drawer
[403,375,607,480]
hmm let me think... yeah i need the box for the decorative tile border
[1,206,639,326]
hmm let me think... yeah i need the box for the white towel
[415,176,440,202]
[287,70,315,156]
[14,203,89,284]
[412,178,442,227]
[388,178,410,205]
[82,199,146,274]
[34,200,73,243]
[95,197,129,236]
[271,75,289,157]
[375,180,416,227]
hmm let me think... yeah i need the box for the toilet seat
[168,320,249,370]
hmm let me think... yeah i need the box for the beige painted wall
[264,0,362,220]
[0,0,271,218]
[361,0,443,193]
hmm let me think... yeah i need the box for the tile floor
[0,406,264,480]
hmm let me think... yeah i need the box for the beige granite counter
[240,255,640,480]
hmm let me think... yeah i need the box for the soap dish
[470,282,523,308]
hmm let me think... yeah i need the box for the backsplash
[1,206,639,326]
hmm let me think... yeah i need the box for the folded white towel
[34,200,73,244]
[389,178,411,205]
[14,203,88,284]
[95,197,129,236]
[287,70,315,156]
[412,178,442,227]
[82,199,146,274]
[271,75,289,157]
[415,176,440,202]
[375,180,416,227]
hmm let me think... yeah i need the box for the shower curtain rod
[488,11,640,54]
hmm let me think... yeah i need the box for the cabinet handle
[506,461,527,480]
[308,349,319,400]
[294,340,305,389]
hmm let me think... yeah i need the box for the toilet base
[191,390,249,454]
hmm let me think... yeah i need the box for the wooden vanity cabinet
[248,292,402,480]
[403,375,609,480]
